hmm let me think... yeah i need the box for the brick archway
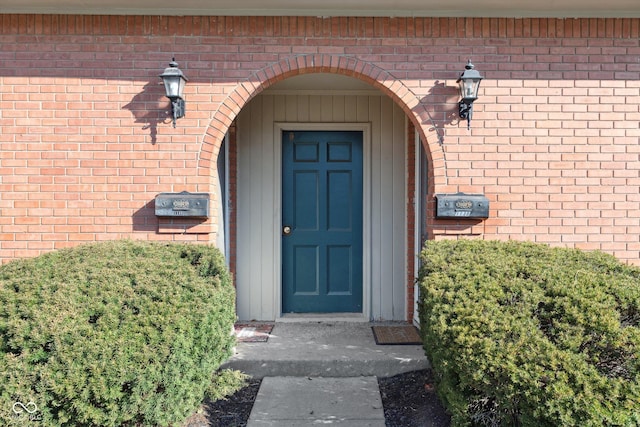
[198,54,446,188]
[200,54,445,322]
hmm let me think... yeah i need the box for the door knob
[283,226,292,235]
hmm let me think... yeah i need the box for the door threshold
[277,313,368,323]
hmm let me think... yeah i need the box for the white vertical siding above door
[236,93,406,321]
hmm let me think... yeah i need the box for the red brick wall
[1,16,639,265]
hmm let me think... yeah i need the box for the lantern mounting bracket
[170,98,185,128]
[458,100,474,131]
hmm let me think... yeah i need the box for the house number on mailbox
[455,200,473,210]
[172,200,190,210]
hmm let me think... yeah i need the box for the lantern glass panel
[177,76,186,99]
[163,76,181,99]
[460,78,481,101]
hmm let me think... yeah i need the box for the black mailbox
[155,191,209,218]
[435,193,489,219]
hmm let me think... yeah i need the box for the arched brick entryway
[198,54,445,186]
[200,54,443,322]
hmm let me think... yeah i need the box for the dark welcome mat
[234,323,274,343]
[372,325,422,345]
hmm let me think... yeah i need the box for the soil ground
[182,369,451,427]
[379,369,451,427]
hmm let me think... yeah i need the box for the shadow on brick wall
[419,80,461,146]
[132,200,158,232]
[123,81,167,145]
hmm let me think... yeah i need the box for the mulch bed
[379,369,451,427]
[182,378,262,427]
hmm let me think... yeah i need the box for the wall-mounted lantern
[457,60,483,130]
[159,58,188,128]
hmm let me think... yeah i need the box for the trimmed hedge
[419,240,640,427]
[0,240,236,427]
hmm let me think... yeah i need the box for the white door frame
[273,122,372,320]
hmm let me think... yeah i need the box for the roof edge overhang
[1,8,640,18]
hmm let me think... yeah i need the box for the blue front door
[282,131,363,313]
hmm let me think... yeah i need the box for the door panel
[327,171,353,230]
[327,245,352,294]
[294,171,319,230]
[293,246,319,295]
[282,130,363,313]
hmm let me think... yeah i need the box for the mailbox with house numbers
[435,193,489,219]
[155,191,209,218]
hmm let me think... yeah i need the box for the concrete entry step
[222,321,430,378]
[246,376,386,426]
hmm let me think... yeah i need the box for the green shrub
[206,369,249,402]
[0,240,236,427]
[418,239,640,427]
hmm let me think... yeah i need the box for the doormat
[372,325,422,345]
[234,323,274,343]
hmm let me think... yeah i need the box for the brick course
[1,16,639,270]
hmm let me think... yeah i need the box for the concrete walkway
[249,376,385,426]
[221,321,429,426]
